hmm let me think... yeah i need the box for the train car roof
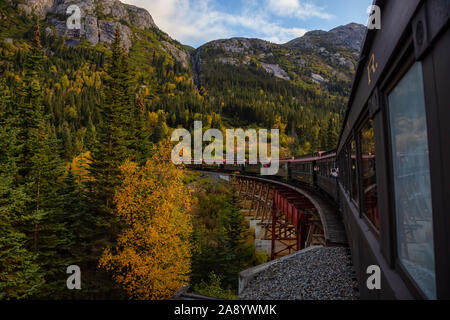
[338,0,378,151]
[278,153,336,164]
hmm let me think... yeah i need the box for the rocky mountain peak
[194,22,365,91]
[17,0,157,50]
[285,23,366,52]
[328,23,366,51]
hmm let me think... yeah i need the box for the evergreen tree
[152,109,169,142]
[10,23,67,298]
[88,27,134,213]
[191,191,254,291]
[319,124,327,151]
[85,27,139,298]
[130,94,152,164]
[220,192,254,289]
[326,117,337,150]
[0,77,44,299]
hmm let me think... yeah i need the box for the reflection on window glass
[361,120,379,229]
[388,62,436,299]
[343,146,350,192]
[351,139,359,203]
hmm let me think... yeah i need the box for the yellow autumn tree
[99,142,193,300]
[66,151,92,185]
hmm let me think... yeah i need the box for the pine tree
[10,23,67,298]
[191,191,254,291]
[326,117,337,150]
[220,192,254,289]
[130,94,152,164]
[50,167,92,299]
[0,77,44,299]
[152,109,169,142]
[319,125,327,151]
[84,27,140,298]
[88,27,134,213]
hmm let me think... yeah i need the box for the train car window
[320,161,327,177]
[360,120,379,230]
[341,154,346,188]
[343,145,350,192]
[350,139,359,204]
[328,160,333,177]
[341,149,346,189]
[388,62,436,299]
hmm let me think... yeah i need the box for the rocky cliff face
[18,0,156,50]
[17,0,54,18]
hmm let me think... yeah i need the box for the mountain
[1,0,208,161]
[8,0,190,69]
[13,0,365,92]
[194,23,365,90]
[16,0,155,48]
[286,23,366,51]
[192,24,365,153]
[0,0,368,300]
[1,0,365,156]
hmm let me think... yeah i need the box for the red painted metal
[270,186,316,259]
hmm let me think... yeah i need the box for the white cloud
[122,0,328,46]
[267,0,333,20]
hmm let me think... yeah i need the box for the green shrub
[193,272,236,300]
[254,251,270,265]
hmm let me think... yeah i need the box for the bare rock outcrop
[98,20,132,49]
[19,0,156,50]
[161,41,190,69]
[17,0,55,18]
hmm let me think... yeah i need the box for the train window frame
[358,117,380,234]
[382,48,437,300]
[345,143,351,193]
[345,147,350,193]
[342,144,348,192]
[350,135,360,208]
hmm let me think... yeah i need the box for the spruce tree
[85,27,138,298]
[326,117,337,150]
[0,77,44,299]
[153,109,169,142]
[11,23,67,298]
[130,94,152,164]
[220,192,254,289]
[88,27,134,213]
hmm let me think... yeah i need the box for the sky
[123,0,374,48]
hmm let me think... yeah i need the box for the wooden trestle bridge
[230,175,347,260]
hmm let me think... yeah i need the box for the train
[197,0,450,300]
[334,0,449,300]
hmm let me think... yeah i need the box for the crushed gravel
[239,247,359,300]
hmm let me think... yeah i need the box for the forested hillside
[0,0,364,299]
[194,23,365,155]
[1,0,365,158]
[1,0,219,162]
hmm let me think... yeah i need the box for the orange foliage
[99,143,193,300]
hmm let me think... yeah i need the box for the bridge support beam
[231,176,325,260]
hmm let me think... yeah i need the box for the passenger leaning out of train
[330,168,339,179]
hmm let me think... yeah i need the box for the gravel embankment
[239,247,359,300]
